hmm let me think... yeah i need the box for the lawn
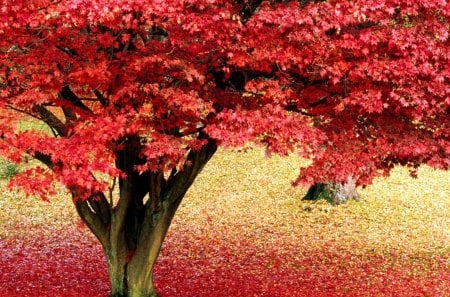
[0,148,449,296]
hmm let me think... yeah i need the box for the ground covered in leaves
[0,149,449,296]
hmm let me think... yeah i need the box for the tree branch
[87,192,112,226]
[110,136,143,252]
[74,197,109,247]
[93,89,109,107]
[239,0,264,21]
[59,85,93,114]
[165,137,217,204]
[32,151,54,168]
[148,171,165,210]
[32,105,68,136]
[62,107,77,124]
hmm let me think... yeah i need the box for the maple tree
[0,0,448,296]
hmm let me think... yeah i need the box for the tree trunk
[72,137,217,297]
[106,198,177,297]
[303,177,360,205]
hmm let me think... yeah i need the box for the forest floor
[0,148,449,297]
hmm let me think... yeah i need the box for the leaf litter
[0,148,449,296]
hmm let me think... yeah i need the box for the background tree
[0,1,448,296]
[303,178,361,205]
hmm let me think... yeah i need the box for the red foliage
[155,233,450,297]
[0,0,448,197]
[0,229,109,297]
[1,228,448,297]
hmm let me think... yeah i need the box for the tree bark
[73,137,217,297]
[105,199,175,297]
[303,177,360,205]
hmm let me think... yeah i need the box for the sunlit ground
[0,148,449,296]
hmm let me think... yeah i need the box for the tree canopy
[1,0,448,196]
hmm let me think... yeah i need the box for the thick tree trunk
[303,177,360,205]
[72,137,217,297]
[106,199,176,297]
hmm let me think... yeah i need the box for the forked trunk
[73,138,217,297]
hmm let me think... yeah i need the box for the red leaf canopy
[0,0,448,197]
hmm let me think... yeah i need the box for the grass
[0,147,449,296]
[0,159,20,180]
[176,148,449,255]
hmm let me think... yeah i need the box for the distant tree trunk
[303,177,360,205]
[72,137,217,297]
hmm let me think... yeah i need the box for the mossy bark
[303,177,360,205]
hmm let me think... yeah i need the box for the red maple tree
[0,1,448,296]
